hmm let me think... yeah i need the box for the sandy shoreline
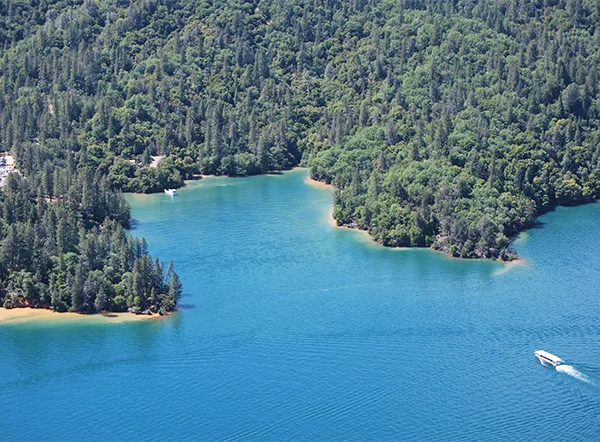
[303,175,334,190]
[0,308,168,325]
[304,176,390,244]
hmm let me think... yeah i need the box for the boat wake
[556,364,595,386]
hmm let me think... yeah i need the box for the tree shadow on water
[530,220,546,230]
[128,219,141,231]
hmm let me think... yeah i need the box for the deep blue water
[1,168,600,441]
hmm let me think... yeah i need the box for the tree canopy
[0,169,181,312]
[1,0,600,260]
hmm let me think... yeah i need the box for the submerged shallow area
[1,168,599,441]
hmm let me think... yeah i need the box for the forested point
[0,1,599,279]
[0,168,183,312]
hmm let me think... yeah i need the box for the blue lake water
[1,168,600,441]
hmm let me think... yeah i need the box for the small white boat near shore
[164,189,177,196]
[534,350,563,367]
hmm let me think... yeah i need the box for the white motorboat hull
[534,350,563,367]
[535,355,553,366]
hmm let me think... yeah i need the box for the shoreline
[304,176,525,266]
[303,175,334,190]
[130,167,306,197]
[0,307,170,325]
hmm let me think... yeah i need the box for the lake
[1,168,599,441]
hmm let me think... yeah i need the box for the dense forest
[0,0,599,264]
[0,169,183,312]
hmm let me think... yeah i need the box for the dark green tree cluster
[1,0,600,258]
[305,0,600,258]
[0,0,302,192]
[0,152,182,313]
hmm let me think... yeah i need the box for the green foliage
[0,180,181,312]
[1,0,600,261]
[302,0,600,259]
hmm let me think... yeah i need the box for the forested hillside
[1,0,599,263]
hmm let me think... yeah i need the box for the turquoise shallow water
[1,168,600,441]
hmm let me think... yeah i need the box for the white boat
[164,189,177,196]
[534,350,563,367]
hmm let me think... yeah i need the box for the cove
[1,168,599,441]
